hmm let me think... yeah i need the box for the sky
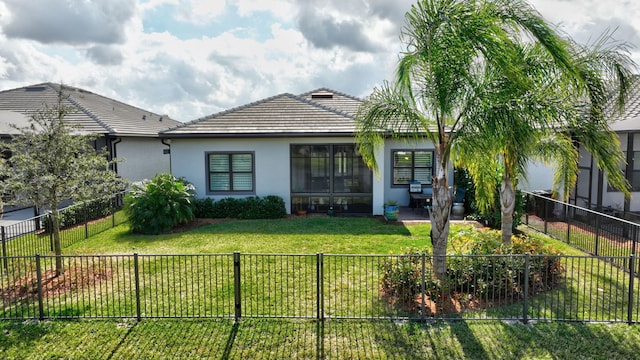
[0,0,638,122]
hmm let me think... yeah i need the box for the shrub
[379,247,440,306]
[44,196,115,233]
[192,196,286,220]
[124,174,195,235]
[381,226,565,311]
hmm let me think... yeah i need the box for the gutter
[110,137,122,174]
[161,138,172,173]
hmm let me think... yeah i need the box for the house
[161,88,437,216]
[0,82,182,183]
[522,78,640,215]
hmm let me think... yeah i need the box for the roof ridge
[291,93,355,119]
[163,92,296,132]
[300,87,364,102]
[62,91,114,133]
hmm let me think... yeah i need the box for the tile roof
[609,77,640,132]
[162,89,364,138]
[0,83,181,137]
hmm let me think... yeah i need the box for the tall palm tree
[356,0,592,281]
[456,36,635,243]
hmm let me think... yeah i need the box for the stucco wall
[115,137,171,183]
[170,137,382,214]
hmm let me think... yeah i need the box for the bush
[379,247,440,306]
[44,196,116,233]
[381,226,565,311]
[192,196,286,220]
[124,174,195,235]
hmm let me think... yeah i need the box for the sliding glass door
[291,144,372,214]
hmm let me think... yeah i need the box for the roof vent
[311,92,333,99]
[142,114,147,120]
[25,86,46,92]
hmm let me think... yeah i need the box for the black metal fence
[1,252,638,324]
[0,193,126,260]
[523,191,639,273]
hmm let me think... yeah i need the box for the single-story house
[160,88,438,216]
[0,82,182,183]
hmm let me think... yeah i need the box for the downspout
[110,137,122,174]
[161,138,172,173]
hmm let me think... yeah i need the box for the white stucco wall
[521,161,556,193]
[115,137,171,183]
[170,137,377,214]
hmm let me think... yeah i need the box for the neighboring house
[0,82,182,183]
[161,88,437,216]
[522,78,640,214]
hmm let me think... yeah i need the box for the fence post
[112,195,116,228]
[565,204,571,243]
[628,254,635,325]
[48,214,54,252]
[525,194,529,226]
[84,202,89,239]
[421,253,426,323]
[133,253,141,322]
[234,252,242,322]
[35,254,45,321]
[316,253,324,321]
[523,254,530,324]
[1,226,7,274]
[595,215,601,256]
[543,197,548,234]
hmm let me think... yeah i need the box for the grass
[2,216,640,358]
[0,318,639,359]
[64,216,433,255]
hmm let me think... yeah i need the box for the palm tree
[456,36,635,243]
[356,0,593,282]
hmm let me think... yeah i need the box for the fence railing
[0,193,126,260]
[523,191,639,273]
[1,252,638,324]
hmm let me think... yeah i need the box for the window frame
[205,151,256,195]
[391,149,434,187]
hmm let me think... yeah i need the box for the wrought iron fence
[1,252,637,324]
[0,193,126,260]
[523,191,639,273]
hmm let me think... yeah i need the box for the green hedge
[193,196,286,220]
[44,197,115,233]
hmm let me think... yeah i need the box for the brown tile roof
[162,89,364,138]
[0,83,181,137]
[609,77,640,132]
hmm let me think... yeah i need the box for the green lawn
[65,217,433,255]
[1,318,639,359]
[2,216,639,359]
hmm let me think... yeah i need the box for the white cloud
[0,0,637,123]
[174,0,227,24]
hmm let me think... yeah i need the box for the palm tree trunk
[500,174,516,244]
[430,159,451,283]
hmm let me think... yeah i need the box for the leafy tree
[0,87,126,274]
[124,173,195,235]
[356,0,588,281]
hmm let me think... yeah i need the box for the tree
[356,0,586,282]
[456,35,635,243]
[0,87,126,274]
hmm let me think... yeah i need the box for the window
[393,150,433,186]
[207,152,254,193]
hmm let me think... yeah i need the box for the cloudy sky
[0,0,638,122]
